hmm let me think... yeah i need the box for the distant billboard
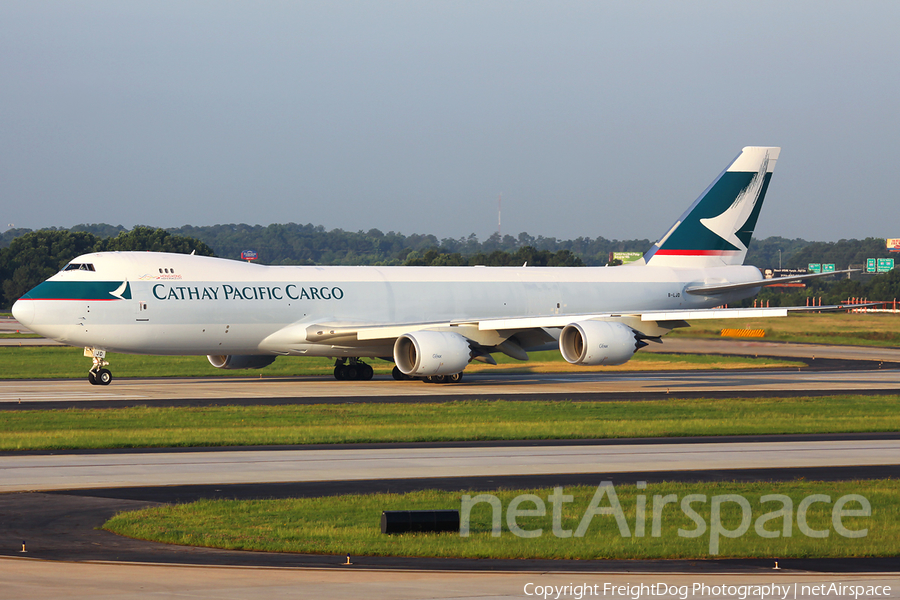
[765,268,807,279]
[609,252,643,265]
[241,250,258,261]
[887,239,900,252]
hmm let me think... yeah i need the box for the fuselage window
[159,268,163,273]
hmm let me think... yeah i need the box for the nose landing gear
[88,367,113,386]
[85,347,113,386]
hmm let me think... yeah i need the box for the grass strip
[2,395,898,450]
[0,346,799,380]
[671,312,900,347]
[103,479,900,559]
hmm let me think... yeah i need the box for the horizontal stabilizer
[686,269,856,296]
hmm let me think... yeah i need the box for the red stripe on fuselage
[654,249,738,256]
[25,298,120,301]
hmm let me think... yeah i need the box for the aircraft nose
[11,299,34,328]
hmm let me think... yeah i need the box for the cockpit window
[63,263,95,272]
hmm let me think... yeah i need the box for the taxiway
[3,438,900,493]
[2,366,900,410]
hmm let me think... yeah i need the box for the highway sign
[877,258,895,272]
[867,258,877,272]
[808,263,821,273]
[822,264,835,273]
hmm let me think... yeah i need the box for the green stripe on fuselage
[22,281,131,301]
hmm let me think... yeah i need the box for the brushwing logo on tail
[698,152,770,253]
[642,146,779,267]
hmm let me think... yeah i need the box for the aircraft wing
[305,314,655,343]
[474,303,862,331]
[301,302,860,344]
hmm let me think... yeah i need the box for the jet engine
[558,320,642,366]
[207,355,277,370]
[393,331,472,376]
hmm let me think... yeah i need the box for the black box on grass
[381,510,460,534]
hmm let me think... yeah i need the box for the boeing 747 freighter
[12,147,843,385]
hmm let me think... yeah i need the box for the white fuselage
[13,252,762,357]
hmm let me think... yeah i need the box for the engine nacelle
[558,320,640,366]
[393,331,472,376]
[207,355,277,370]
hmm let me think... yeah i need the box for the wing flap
[641,308,788,321]
[476,314,614,331]
[640,304,859,321]
[355,322,454,341]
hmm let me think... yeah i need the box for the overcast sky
[2,1,898,243]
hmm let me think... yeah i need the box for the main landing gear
[333,358,374,381]
[331,358,463,383]
[85,347,113,386]
[391,367,463,384]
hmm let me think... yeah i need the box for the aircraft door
[135,300,149,322]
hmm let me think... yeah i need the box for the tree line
[3,223,900,309]
[5,224,898,270]
[403,247,584,267]
[1,223,648,267]
[166,224,650,266]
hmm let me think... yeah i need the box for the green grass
[2,395,897,450]
[672,312,900,346]
[0,346,800,380]
[103,479,900,559]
